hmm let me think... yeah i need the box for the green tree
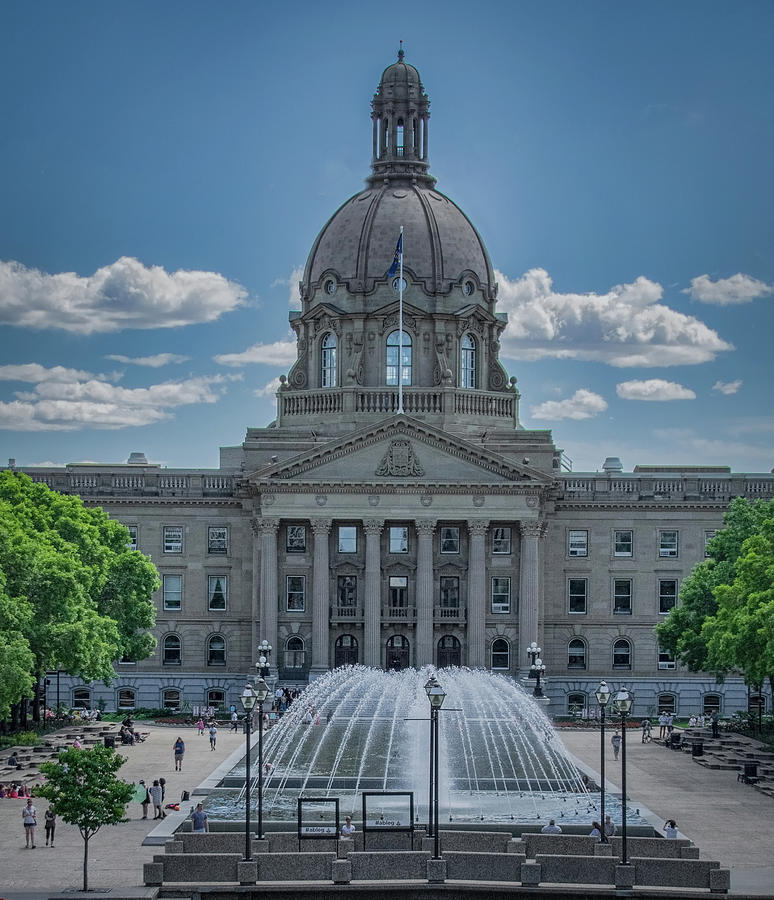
[0,471,159,719]
[656,497,774,675]
[37,745,135,891]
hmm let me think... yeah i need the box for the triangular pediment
[250,416,552,488]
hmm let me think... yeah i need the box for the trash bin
[103,735,116,749]
[744,761,759,780]
[691,740,704,757]
[669,733,682,749]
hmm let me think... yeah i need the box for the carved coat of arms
[375,439,424,477]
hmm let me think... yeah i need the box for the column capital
[519,521,542,540]
[310,518,333,535]
[468,520,490,537]
[415,519,437,536]
[363,519,385,535]
[253,517,280,536]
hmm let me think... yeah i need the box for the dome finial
[398,40,404,62]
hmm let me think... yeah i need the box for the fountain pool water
[204,666,646,826]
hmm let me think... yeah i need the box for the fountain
[203,666,629,825]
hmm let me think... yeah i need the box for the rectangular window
[286,525,306,553]
[568,529,588,557]
[569,578,587,614]
[337,575,357,606]
[389,526,409,553]
[286,575,306,611]
[658,647,676,670]
[163,525,183,554]
[704,530,717,557]
[439,576,459,608]
[613,578,632,614]
[208,525,228,554]
[492,526,511,554]
[208,575,227,611]
[388,575,408,607]
[491,577,511,613]
[614,529,633,557]
[440,526,460,554]
[163,574,182,611]
[338,525,357,553]
[127,525,138,551]
[659,530,679,558]
[659,579,678,614]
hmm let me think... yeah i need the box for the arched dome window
[461,334,477,388]
[386,330,412,386]
[396,119,404,156]
[321,333,337,387]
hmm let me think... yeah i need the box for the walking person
[230,710,239,732]
[209,722,218,751]
[139,780,150,819]
[44,808,56,847]
[196,717,205,736]
[641,718,651,743]
[149,780,163,820]
[710,710,720,738]
[173,736,185,771]
[22,798,37,848]
[611,730,622,761]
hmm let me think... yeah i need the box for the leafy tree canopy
[656,497,774,678]
[0,471,158,715]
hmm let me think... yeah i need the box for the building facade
[18,52,773,717]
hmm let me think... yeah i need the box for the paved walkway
[559,728,774,896]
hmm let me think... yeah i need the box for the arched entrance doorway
[437,635,461,668]
[386,635,410,671]
[334,634,359,667]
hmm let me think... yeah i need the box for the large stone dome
[301,182,496,301]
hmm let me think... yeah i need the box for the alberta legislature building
[17,52,773,718]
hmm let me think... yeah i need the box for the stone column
[466,521,489,668]
[415,519,437,667]
[311,519,332,675]
[250,518,261,665]
[364,519,384,668]
[519,521,541,675]
[257,518,280,660]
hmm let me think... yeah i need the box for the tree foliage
[0,471,159,717]
[37,745,135,891]
[656,497,774,678]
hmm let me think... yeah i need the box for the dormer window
[321,333,337,387]
[461,334,477,388]
[386,330,412,386]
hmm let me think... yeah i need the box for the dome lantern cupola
[368,43,434,187]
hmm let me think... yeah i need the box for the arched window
[703,694,722,716]
[460,334,477,388]
[321,333,337,387]
[386,634,410,670]
[335,634,359,667]
[491,638,510,670]
[207,634,226,666]
[567,692,587,715]
[568,639,586,669]
[72,688,91,709]
[386,330,412,386]
[659,693,677,715]
[163,634,182,665]
[613,638,631,669]
[162,689,181,710]
[437,634,461,668]
[396,118,404,156]
[207,689,225,711]
[118,688,135,710]
[285,636,306,669]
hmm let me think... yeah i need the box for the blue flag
[386,233,402,278]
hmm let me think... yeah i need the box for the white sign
[366,818,407,828]
[300,825,337,836]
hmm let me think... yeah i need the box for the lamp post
[613,687,633,865]
[594,681,611,843]
[526,642,546,698]
[252,675,270,840]
[240,683,257,861]
[423,674,438,837]
[428,681,446,860]
[257,641,272,677]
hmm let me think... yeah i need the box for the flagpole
[398,225,404,415]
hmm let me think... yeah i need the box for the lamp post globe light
[428,681,446,861]
[423,674,438,837]
[252,675,270,841]
[526,642,546,698]
[594,681,611,843]
[613,687,634,865]
[257,641,272,678]
[240,683,257,861]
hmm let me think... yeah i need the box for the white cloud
[253,377,282,398]
[272,266,304,309]
[616,379,696,401]
[0,372,239,432]
[495,268,732,367]
[105,353,191,367]
[0,256,247,333]
[685,273,772,305]
[713,379,742,395]
[214,339,297,367]
[0,363,98,383]
[530,389,608,421]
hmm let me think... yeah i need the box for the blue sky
[1,0,772,473]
